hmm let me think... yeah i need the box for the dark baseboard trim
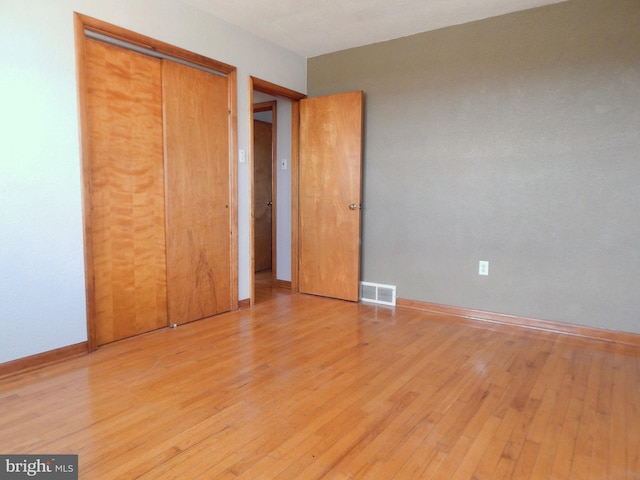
[396,298,640,348]
[0,342,89,379]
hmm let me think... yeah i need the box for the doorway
[249,79,305,305]
[248,77,363,305]
[252,101,276,303]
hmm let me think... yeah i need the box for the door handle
[349,203,359,210]
[266,201,273,206]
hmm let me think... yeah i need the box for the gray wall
[308,0,640,334]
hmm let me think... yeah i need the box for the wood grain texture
[86,39,168,345]
[1,291,638,479]
[163,60,232,325]
[0,343,87,379]
[226,69,239,312]
[253,119,273,272]
[77,15,239,348]
[299,91,363,301]
[251,76,307,101]
[77,14,235,76]
[291,100,301,293]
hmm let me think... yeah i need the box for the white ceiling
[179,0,566,57]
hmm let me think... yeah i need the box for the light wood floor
[1,287,639,479]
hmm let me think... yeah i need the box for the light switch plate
[479,260,489,276]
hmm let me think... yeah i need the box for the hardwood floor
[254,269,281,305]
[1,289,639,479]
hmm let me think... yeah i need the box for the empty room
[1,0,639,478]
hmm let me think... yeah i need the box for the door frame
[249,77,306,305]
[75,13,239,351]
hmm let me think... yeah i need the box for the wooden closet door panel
[86,39,167,345]
[163,60,232,324]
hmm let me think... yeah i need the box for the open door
[298,91,364,302]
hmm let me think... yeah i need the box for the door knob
[266,201,272,206]
[349,203,358,210]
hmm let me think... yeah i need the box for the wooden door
[163,60,232,325]
[85,39,168,345]
[253,119,273,272]
[298,91,363,301]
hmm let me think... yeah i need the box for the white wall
[275,100,293,281]
[0,0,306,363]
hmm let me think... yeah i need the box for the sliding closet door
[85,39,168,345]
[163,60,232,324]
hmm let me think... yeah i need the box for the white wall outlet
[281,158,288,170]
[479,260,489,276]
[239,148,246,163]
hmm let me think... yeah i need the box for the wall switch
[281,158,288,170]
[479,260,489,276]
[239,149,246,163]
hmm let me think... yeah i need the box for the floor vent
[360,282,396,306]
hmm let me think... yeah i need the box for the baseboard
[0,342,89,379]
[396,298,640,348]
[275,279,292,289]
[238,298,251,309]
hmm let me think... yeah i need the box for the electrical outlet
[479,260,489,276]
